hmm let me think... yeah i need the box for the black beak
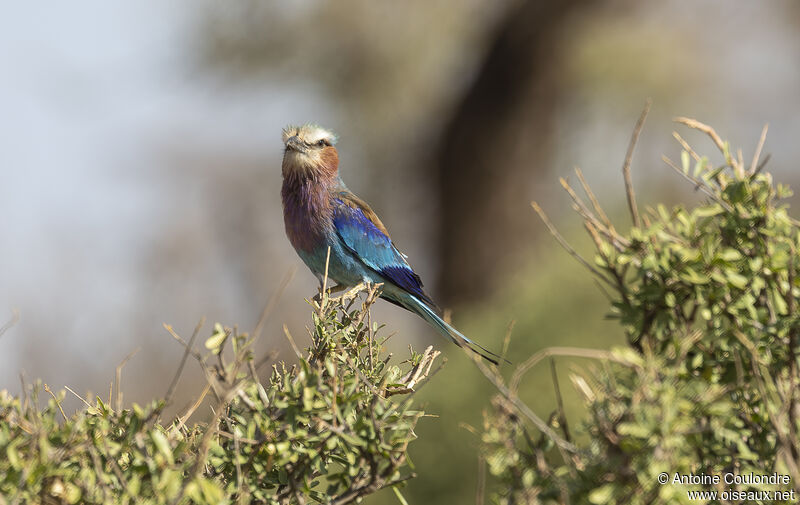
[285,135,306,153]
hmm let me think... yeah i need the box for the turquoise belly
[296,241,374,287]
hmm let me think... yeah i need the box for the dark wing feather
[332,191,436,307]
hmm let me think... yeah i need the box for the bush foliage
[3,118,800,505]
[482,118,800,504]
[0,285,437,504]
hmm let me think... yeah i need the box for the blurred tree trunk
[435,0,591,306]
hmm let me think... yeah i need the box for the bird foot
[313,283,366,305]
[335,282,369,302]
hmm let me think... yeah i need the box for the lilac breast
[281,176,333,252]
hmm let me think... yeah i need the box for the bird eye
[317,139,327,147]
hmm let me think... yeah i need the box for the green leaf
[204,323,227,354]
[198,478,225,503]
[679,268,710,285]
[589,484,615,504]
[681,150,690,174]
[694,204,724,217]
[726,271,748,289]
[617,422,650,438]
[718,249,742,262]
[151,430,174,465]
[392,486,410,505]
[6,444,20,470]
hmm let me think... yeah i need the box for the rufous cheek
[320,147,339,176]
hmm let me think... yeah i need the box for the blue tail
[393,292,506,365]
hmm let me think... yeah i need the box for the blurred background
[2,0,799,502]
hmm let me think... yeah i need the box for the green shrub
[0,285,437,504]
[482,118,800,504]
[5,117,798,505]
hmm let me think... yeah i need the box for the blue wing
[332,191,436,307]
[332,189,506,365]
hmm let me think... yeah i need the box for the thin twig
[754,153,772,176]
[175,351,249,503]
[253,266,296,341]
[64,385,92,409]
[329,474,416,505]
[672,131,702,164]
[510,346,631,393]
[247,359,270,407]
[173,384,211,433]
[475,456,486,505]
[0,310,19,341]
[661,155,734,212]
[674,117,726,155]
[164,317,205,406]
[164,324,205,362]
[560,178,629,250]
[216,430,260,445]
[224,417,245,502]
[115,348,140,412]
[43,384,67,422]
[584,220,606,255]
[501,320,515,365]
[592,278,614,302]
[348,283,382,334]
[475,357,577,455]
[786,244,799,458]
[367,305,374,371]
[531,202,616,287]
[549,359,571,444]
[674,116,743,176]
[623,99,651,227]
[100,437,135,496]
[173,393,229,505]
[318,246,332,318]
[388,346,441,396]
[19,373,29,415]
[283,324,303,358]
[750,124,769,175]
[87,445,113,503]
[253,350,279,372]
[575,167,613,231]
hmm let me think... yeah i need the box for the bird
[279,123,504,365]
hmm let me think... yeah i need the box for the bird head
[281,124,339,179]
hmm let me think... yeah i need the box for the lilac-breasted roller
[280,124,503,364]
